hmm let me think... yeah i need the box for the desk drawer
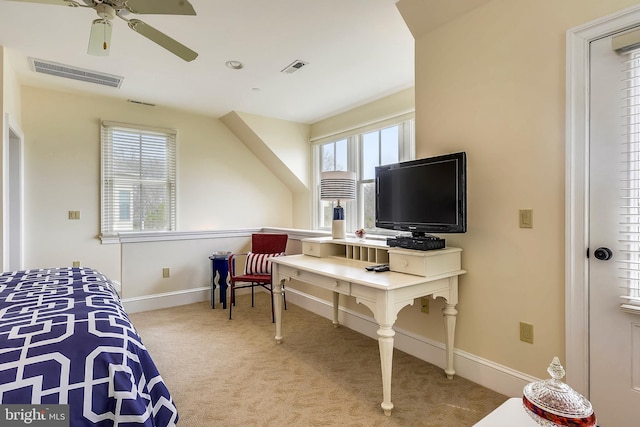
[302,241,345,258]
[389,249,461,277]
[278,265,351,294]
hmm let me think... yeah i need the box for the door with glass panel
[589,32,640,426]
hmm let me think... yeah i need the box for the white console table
[270,237,466,416]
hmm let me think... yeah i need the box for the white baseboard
[122,284,257,313]
[122,286,212,313]
[124,284,537,397]
[284,287,538,398]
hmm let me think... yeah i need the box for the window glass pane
[321,143,334,172]
[118,190,130,221]
[381,126,399,166]
[362,132,379,180]
[113,131,141,177]
[141,135,168,180]
[321,201,334,229]
[361,182,376,229]
[335,139,348,171]
[141,182,169,230]
[321,139,348,172]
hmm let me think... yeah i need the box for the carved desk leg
[443,303,458,379]
[378,325,395,416]
[274,278,285,344]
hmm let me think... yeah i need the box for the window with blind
[620,47,640,313]
[101,121,176,237]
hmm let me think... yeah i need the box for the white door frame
[566,4,640,397]
[3,113,24,272]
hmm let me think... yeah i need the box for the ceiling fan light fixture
[88,19,112,56]
[94,3,116,20]
[11,0,198,61]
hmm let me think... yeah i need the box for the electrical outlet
[520,322,534,344]
[68,210,80,220]
[72,261,80,268]
[162,268,170,278]
[420,297,430,314]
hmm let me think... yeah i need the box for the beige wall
[2,48,21,128]
[220,110,313,229]
[20,86,294,281]
[1,47,23,272]
[403,0,640,379]
[233,111,311,190]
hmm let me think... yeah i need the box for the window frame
[100,121,177,241]
[312,118,415,234]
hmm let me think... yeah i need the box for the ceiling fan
[6,0,198,61]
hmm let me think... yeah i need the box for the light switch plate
[519,209,533,228]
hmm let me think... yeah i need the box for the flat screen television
[375,152,467,237]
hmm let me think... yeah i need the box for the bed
[0,267,178,426]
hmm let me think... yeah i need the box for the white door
[589,34,640,426]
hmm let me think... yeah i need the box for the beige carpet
[129,294,507,426]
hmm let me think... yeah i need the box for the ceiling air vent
[29,57,124,88]
[281,59,309,74]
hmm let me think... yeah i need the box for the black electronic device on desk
[387,235,445,251]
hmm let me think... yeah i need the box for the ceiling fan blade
[3,0,79,6]
[127,19,198,62]
[87,19,112,56]
[123,0,196,15]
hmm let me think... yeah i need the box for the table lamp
[320,171,356,239]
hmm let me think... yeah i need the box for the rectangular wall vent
[281,59,309,74]
[29,57,124,88]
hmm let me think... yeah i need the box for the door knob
[593,247,613,261]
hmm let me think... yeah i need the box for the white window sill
[100,229,262,244]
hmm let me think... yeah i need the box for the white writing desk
[270,238,465,416]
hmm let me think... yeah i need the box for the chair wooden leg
[229,283,234,320]
[269,287,276,323]
[251,285,255,307]
[283,285,287,310]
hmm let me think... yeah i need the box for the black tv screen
[375,152,467,236]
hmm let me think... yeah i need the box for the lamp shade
[320,171,356,201]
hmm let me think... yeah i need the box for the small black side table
[209,252,231,309]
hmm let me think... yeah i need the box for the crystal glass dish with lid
[522,357,596,427]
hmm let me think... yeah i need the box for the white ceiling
[0,0,416,124]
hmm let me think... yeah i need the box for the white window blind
[101,121,176,237]
[619,49,640,314]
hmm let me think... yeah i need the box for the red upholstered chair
[228,233,288,322]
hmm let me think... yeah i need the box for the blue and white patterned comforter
[0,267,178,426]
